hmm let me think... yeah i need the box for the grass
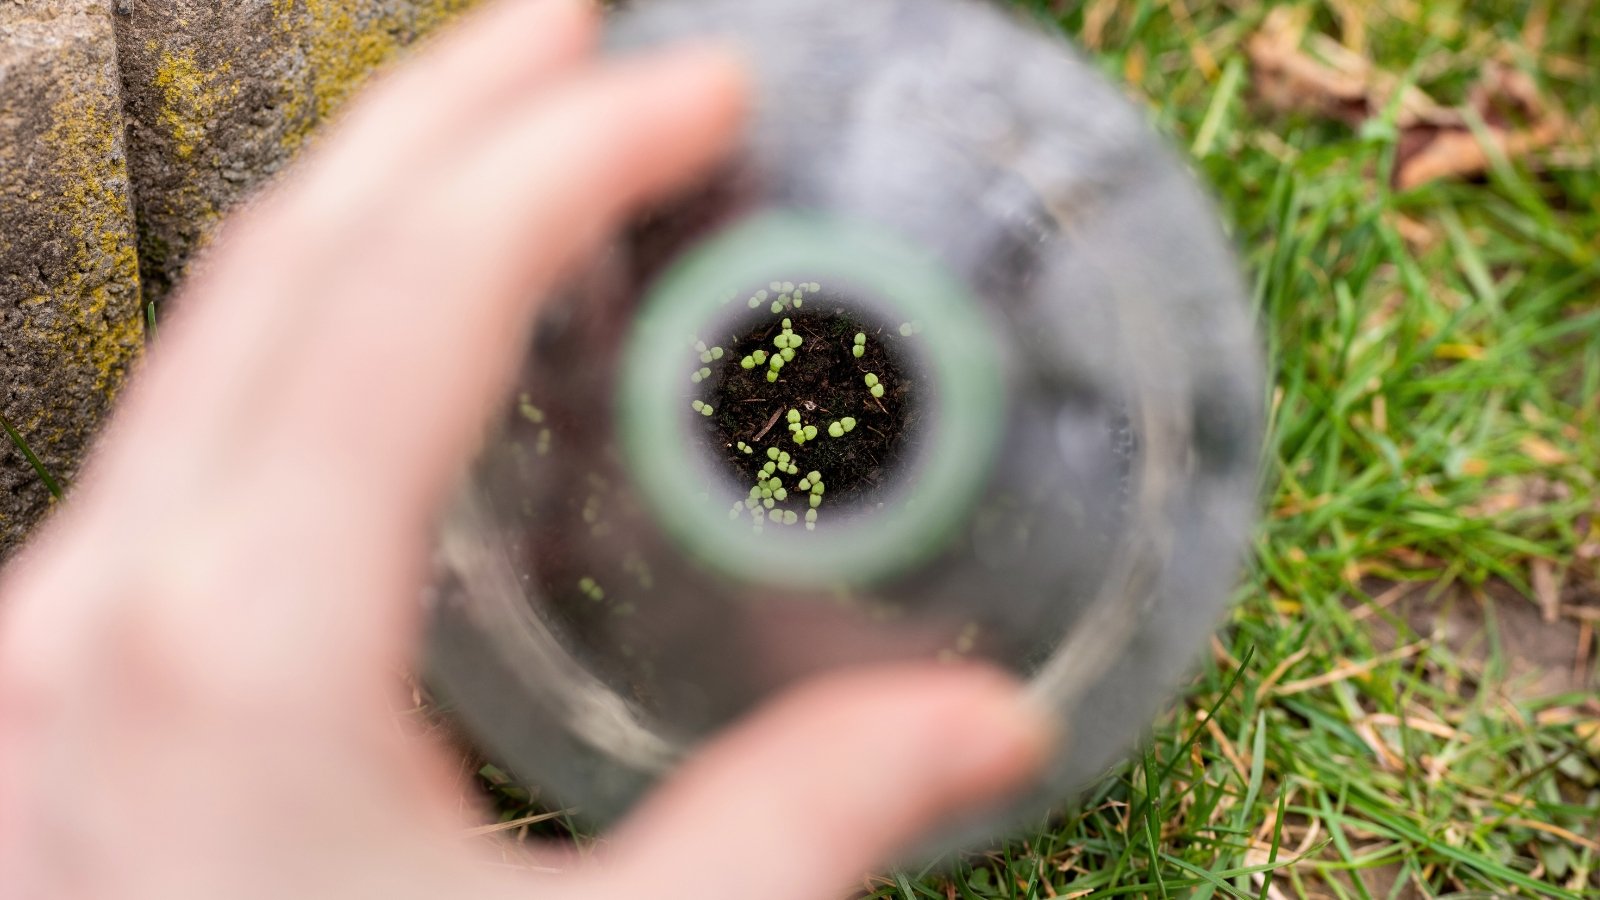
[472,2,1600,896]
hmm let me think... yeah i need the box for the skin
[0,1,1052,898]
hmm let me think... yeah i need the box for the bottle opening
[619,213,1006,586]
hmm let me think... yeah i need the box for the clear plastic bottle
[427,0,1262,843]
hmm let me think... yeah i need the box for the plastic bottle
[428,0,1261,843]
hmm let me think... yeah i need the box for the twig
[751,406,784,443]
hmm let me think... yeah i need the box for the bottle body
[429,0,1261,836]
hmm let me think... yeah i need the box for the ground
[469,2,1599,896]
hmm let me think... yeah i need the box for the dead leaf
[1246,9,1573,189]
[1521,435,1570,466]
[1531,558,1562,624]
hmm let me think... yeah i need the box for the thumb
[601,665,1054,900]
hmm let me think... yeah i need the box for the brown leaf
[1247,11,1572,189]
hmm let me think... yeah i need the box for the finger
[270,0,601,246]
[602,665,1055,900]
[257,47,747,529]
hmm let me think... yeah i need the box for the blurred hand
[0,2,1049,898]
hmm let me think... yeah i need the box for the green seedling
[702,403,715,416]
[748,485,762,499]
[778,451,791,464]
[809,493,822,509]
[782,318,792,329]
[865,373,879,387]
[694,341,707,353]
[767,371,779,383]
[812,481,826,495]
[803,425,818,441]
[768,446,781,460]
[780,348,795,362]
[745,497,760,510]
[740,356,756,370]
[854,332,867,346]
[782,510,799,526]
[842,417,857,433]
[870,384,885,398]
[763,497,775,510]
[828,422,844,438]
[787,409,801,425]
[808,470,822,483]
[711,347,724,360]
[770,301,784,314]
[700,351,714,363]
[691,400,706,414]
[805,509,818,523]
[691,371,703,384]
[853,345,865,358]
[767,477,783,491]
[752,350,768,365]
[774,488,788,502]
[797,478,811,492]
[760,486,773,499]
[728,505,742,520]
[763,461,777,476]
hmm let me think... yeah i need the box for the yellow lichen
[32,88,145,403]
[153,49,238,160]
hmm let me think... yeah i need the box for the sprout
[854,332,867,346]
[771,355,785,370]
[852,345,864,358]
[787,409,801,425]
[769,282,782,291]
[809,493,822,509]
[760,487,773,499]
[728,506,741,520]
[768,446,781,460]
[797,478,811,492]
[699,367,711,379]
[752,350,768,365]
[740,356,755,370]
[768,477,783,491]
[745,497,760,510]
[865,373,879,387]
[691,371,703,384]
[870,384,885,399]
[770,301,783,314]
[805,509,818,523]
[762,461,776,475]
[767,371,779,383]
[757,289,770,300]
[748,297,761,309]
[793,432,805,445]
[579,576,596,592]
[701,403,715,416]
[782,318,793,329]
[711,347,725,360]
[809,282,821,292]
[782,281,795,293]
[783,510,799,526]
[803,425,818,441]
[748,485,762,499]
[793,298,803,308]
[780,347,795,362]
[842,417,857,433]
[691,400,705,413]
[778,451,791,464]
[694,341,708,353]
[763,497,775,510]
[700,351,713,364]
[812,481,826,495]
[827,422,843,438]
[808,471,822,483]
[774,488,788,502]
[753,507,766,522]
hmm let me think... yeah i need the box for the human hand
[0,2,1050,897]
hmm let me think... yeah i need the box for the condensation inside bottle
[428,0,1261,837]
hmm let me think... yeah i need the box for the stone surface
[1,0,477,558]
[113,0,476,302]
[1,0,144,553]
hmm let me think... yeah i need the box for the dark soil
[699,308,917,511]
